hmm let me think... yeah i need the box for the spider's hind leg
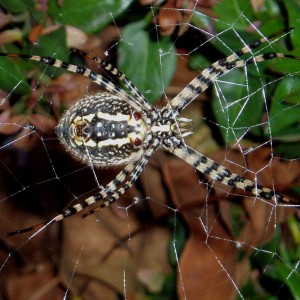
[165,143,298,205]
[81,138,161,218]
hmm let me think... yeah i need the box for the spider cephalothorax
[2,28,299,236]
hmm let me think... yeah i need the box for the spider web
[0,1,300,299]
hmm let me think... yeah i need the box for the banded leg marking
[82,138,161,217]
[7,139,161,236]
[7,148,144,236]
[169,52,300,117]
[0,53,146,114]
[71,49,154,113]
[169,28,299,116]
[166,143,296,204]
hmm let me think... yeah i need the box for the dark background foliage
[0,0,299,299]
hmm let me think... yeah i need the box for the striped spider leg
[7,140,161,236]
[70,48,154,112]
[2,28,299,237]
[167,27,299,116]
[166,144,298,204]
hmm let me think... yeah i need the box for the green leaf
[159,271,177,298]
[1,0,27,13]
[259,19,286,40]
[24,27,69,78]
[33,27,68,60]
[271,260,300,298]
[267,77,300,139]
[189,53,210,70]
[25,0,47,25]
[212,69,264,144]
[283,0,300,48]
[0,28,68,95]
[268,53,300,75]
[118,20,177,103]
[288,215,300,245]
[0,46,30,95]
[213,0,253,31]
[48,0,134,34]
[167,217,187,268]
[277,142,300,159]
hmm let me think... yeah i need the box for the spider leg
[165,142,298,205]
[233,28,294,60]
[6,149,143,236]
[71,49,155,113]
[0,53,146,114]
[168,30,300,117]
[82,138,161,218]
[7,138,161,237]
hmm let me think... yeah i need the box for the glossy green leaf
[212,69,264,144]
[0,52,30,95]
[24,27,69,78]
[167,217,187,268]
[277,142,300,159]
[159,271,177,299]
[213,0,253,31]
[259,19,286,42]
[1,0,27,13]
[271,260,300,298]
[288,215,300,245]
[283,0,300,48]
[25,0,47,25]
[268,53,300,74]
[191,10,212,29]
[33,27,68,60]
[249,225,300,299]
[189,53,210,70]
[48,0,134,33]
[268,77,300,138]
[0,28,68,95]
[118,20,177,103]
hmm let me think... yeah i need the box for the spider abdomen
[56,92,147,167]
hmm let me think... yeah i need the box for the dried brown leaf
[157,1,181,36]
[29,114,56,133]
[0,113,26,135]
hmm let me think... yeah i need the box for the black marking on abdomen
[92,118,127,141]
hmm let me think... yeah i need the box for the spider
[2,28,299,237]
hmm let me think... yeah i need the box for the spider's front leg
[165,143,298,205]
[167,28,300,118]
